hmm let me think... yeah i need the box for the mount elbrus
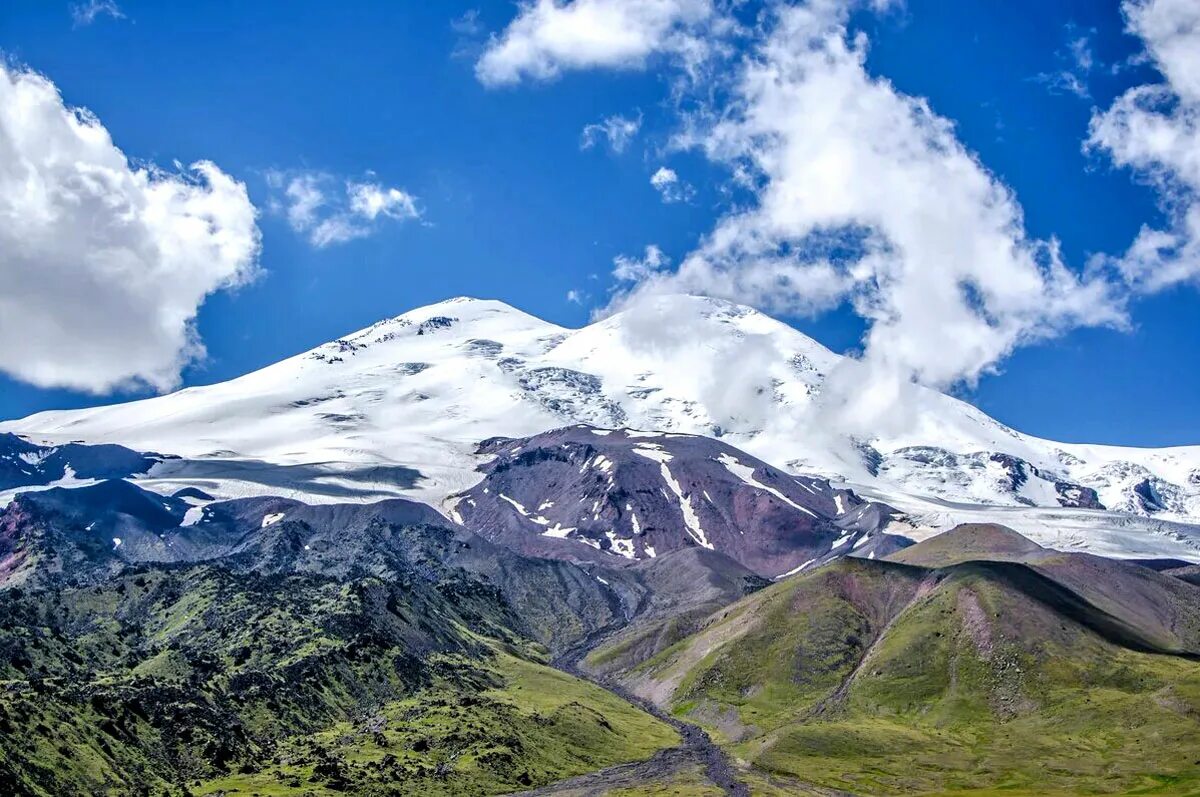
[1,295,1199,795]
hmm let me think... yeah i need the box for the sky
[0,0,1198,447]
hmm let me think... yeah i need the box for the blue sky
[0,0,1197,447]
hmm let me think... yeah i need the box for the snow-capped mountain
[4,295,1200,561]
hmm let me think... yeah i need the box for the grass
[195,649,678,796]
[597,557,1200,795]
[0,564,677,796]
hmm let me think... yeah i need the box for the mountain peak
[888,523,1045,568]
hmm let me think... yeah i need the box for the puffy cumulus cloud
[604,1,1125,435]
[268,171,421,248]
[475,0,716,86]
[649,166,695,203]
[0,62,260,394]
[581,112,642,153]
[1087,0,1200,292]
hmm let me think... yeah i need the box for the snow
[851,481,1200,562]
[4,293,1200,562]
[632,444,674,464]
[776,558,817,579]
[112,537,122,549]
[261,512,286,528]
[833,495,847,515]
[657,461,712,549]
[541,522,576,538]
[0,463,99,508]
[716,453,818,518]
[499,493,530,516]
[606,530,636,559]
[181,506,206,527]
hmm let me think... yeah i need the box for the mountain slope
[582,526,1200,794]
[0,563,678,796]
[0,478,648,655]
[4,294,1200,561]
[451,425,908,578]
[889,523,1200,656]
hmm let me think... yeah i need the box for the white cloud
[649,166,694,203]
[0,62,260,394]
[269,171,421,248]
[581,112,642,153]
[611,244,670,283]
[475,0,716,86]
[71,0,124,27]
[1087,0,1200,292]
[1034,27,1096,99]
[566,288,584,304]
[451,9,488,61]
[604,2,1124,435]
[348,182,420,220]
[452,9,484,36]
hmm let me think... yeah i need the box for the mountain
[0,432,161,496]
[0,560,678,795]
[0,473,778,795]
[888,523,1200,656]
[451,424,909,578]
[582,524,1200,795]
[0,478,638,655]
[4,295,1199,563]
[0,474,787,657]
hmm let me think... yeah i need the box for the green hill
[585,526,1200,795]
[0,563,677,796]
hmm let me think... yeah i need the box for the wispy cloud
[451,9,486,61]
[611,244,670,283]
[1033,24,1097,99]
[268,170,422,248]
[580,112,642,153]
[70,0,124,28]
[649,166,694,203]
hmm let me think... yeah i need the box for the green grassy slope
[589,550,1200,795]
[0,564,677,796]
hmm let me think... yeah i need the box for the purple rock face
[451,425,907,578]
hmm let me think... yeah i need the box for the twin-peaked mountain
[451,425,908,578]
[2,297,1200,793]
[4,295,1199,565]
